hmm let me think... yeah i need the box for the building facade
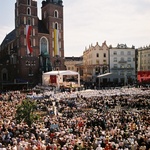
[64,56,83,80]
[137,46,150,83]
[83,41,109,83]
[0,0,65,89]
[109,44,136,85]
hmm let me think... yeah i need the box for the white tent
[42,70,80,87]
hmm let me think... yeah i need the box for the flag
[50,75,57,84]
[26,25,33,54]
[54,29,59,56]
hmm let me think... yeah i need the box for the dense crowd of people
[0,87,150,149]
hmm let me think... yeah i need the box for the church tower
[15,0,40,84]
[41,0,65,71]
[0,0,65,89]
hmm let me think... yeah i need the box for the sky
[0,0,150,57]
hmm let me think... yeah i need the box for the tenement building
[64,56,83,81]
[137,45,150,83]
[109,44,137,85]
[0,0,65,90]
[83,41,109,84]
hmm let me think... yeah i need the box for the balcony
[118,60,127,63]
[111,67,134,70]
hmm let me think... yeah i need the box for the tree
[15,99,39,127]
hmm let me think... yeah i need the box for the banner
[26,25,33,54]
[54,29,59,56]
[49,75,57,84]
[137,71,150,82]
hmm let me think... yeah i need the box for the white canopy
[97,72,121,78]
[97,72,112,78]
[43,70,79,76]
[42,70,80,87]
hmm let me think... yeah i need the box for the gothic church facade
[0,0,65,88]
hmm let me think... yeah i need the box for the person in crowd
[0,87,150,149]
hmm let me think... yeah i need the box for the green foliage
[15,99,39,127]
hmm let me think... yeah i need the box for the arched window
[54,10,59,18]
[27,7,31,15]
[40,37,49,55]
[55,23,58,29]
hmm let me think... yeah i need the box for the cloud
[64,0,150,56]
[1,0,150,56]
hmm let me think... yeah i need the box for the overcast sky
[0,0,150,56]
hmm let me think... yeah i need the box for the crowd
[0,87,150,150]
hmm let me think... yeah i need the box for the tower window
[54,10,59,18]
[27,18,31,25]
[27,7,31,15]
[32,18,35,25]
[55,23,58,29]
[24,17,26,24]
[27,0,31,5]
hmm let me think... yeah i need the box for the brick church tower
[15,0,40,84]
[41,0,64,71]
[0,0,65,89]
